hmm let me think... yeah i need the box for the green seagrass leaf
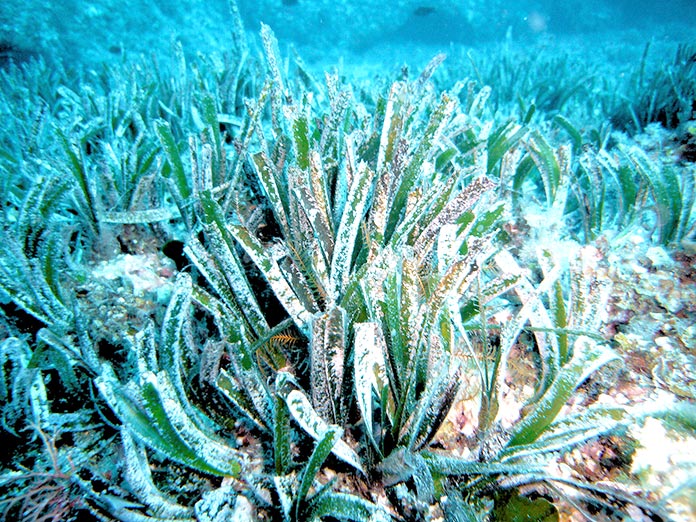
[295,425,341,516]
[194,191,269,336]
[498,405,625,463]
[354,322,388,454]
[120,429,193,519]
[154,119,190,201]
[310,307,347,424]
[251,151,290,237]
[330,160,376,300]
[385,92,457,244]
[283,388,364,473]
[96,368,177,466]
[305,491,383,522]
[160,272,193,393]
[140,371,242,477]
[292,111,311,171]
[421,451,543,477]
[526,131,562,208]
[273,372,293,476]
[216,368,269,432]
[623,145,682,244]
[229,222,313,334]
[505,337,619,449]
[487,120,527,178]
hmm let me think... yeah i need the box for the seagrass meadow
[0,1,695,521]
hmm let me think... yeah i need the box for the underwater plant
[611,43,696,134]
[0,10,695,522]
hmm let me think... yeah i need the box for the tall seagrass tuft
[187,27,686,520]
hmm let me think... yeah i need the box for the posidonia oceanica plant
[1,15,694,522]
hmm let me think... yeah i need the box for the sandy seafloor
[1,2,695,520]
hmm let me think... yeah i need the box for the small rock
[195,487,254,522]
[645,246,673,270]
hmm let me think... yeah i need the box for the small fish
[413,6,436,17]
[0,41,34,67]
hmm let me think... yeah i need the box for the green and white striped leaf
[98,366,241,477]
[192,191,269,336]
[160,273,193,396]
[354,322,388,453]
[139,371,242,476]
[295,425,341,518]
[251,151,290,237]
[150,371,242,474]
[273,372,293,475]
[154,119,190,201]
[413,175,496,258]
[499,405,626,462]
[406,366,460,452]
[422,451,544,477]
[97,366,196,472]
[330,159,376,300]
[306,491,383,522]
[216,367,270,432]
[121,429,193,519]
[494,249,563,400]
[283,388,364,473]
[0,337,49,433]
[505,337,620,449]
[57,129,99,235]
[526,131,564,208]
[624,145,683,244]
[229,223,313,334]
[384,91,457,242]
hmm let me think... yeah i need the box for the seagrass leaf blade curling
[100,368,242,477]
[159,272,194,397]
[505,337,620,450]
[228,222,314,334]
[120,429,193,519]
[282,387,364,473]
[623,145,683,244]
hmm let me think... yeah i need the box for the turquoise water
[2,1,696,68]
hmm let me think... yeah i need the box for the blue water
[1,0,695,70]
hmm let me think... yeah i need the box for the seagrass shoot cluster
[0,15,694,522]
